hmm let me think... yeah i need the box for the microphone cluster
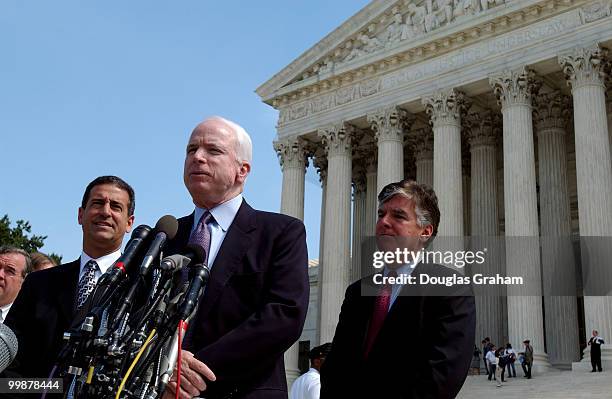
[52,215,210,399]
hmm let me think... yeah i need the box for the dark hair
[378,179,440,243]
[308,343,332,361]
[81,175,135,216]
[0,245,32,276]
[506,343,512,349]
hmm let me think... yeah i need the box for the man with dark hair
[0,246,31,323]
[588,330,605,372]
[5,175,135,379]
[321,179,475,399]
[289,343,332,399]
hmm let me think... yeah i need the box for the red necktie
[363,270,396,358]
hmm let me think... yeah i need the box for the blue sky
[0,0,371,261]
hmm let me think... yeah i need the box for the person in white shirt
[290,343,332,399]
[0,246,31,323]
[485,345,501,387]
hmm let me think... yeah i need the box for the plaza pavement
[457,370,612,398]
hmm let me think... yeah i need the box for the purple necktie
[189,211,214,267]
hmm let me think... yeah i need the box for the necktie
[77,260,98,309]
[363,270,397,359]
[189,211,214,266]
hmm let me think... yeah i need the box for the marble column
[364,152,378,236]
[274,137,308,386]
[414,126,434,187]
[368,106,412,192]
[607,87,612,162]
[318,123,354,343]
[423,89,468,237]
[467,110,505,349]
[274,137,307,220]
[313,153,327,346]
[351,165,366,282]
[559,44,612,370]
[534,91,580,369]
[490,66,551,371]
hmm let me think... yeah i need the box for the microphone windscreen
[131,224,152,240]
[0,323,18,373]
[186,242,206,264]
[155,215,179,240]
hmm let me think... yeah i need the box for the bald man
[163,117,309,399]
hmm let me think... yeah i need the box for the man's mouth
[94,221,112,228]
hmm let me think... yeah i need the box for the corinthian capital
[312,151,328,184]
[466,110,497,148]
[422,89,470,127]
[273,137,308,171]
[367,106,414,142]
[533,91,571,131]
[318,122,355,157]
[559,44,610,90]
[490,66,541,108]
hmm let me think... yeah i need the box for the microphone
[0,323,18,373]
[97,224,152,287]
[138,215,179,276]
[177,264,210,321]
[160,244,205,272]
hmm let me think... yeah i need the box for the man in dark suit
[320,180,476,399]
[4,175,135,379]
[163,116,309,399]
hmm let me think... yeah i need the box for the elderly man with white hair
[163,116,310,399]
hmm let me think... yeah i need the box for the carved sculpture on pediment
[385,13,404,45]
[319,56,335,75]
[362,33,383,54]
[481,0,503,12]
[343,38,365,63]
[437,0,454,25]
[407,3,428,34]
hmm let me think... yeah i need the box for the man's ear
[420,224,434,240]
[126,215,135,233]
[78,207,84,225]
[237,161,251,183]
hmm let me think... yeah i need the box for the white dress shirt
[79,249,121,283]
[289,368,321,399]
[383,260,416,311]
[191,194,242,269]
[0,302,12,323]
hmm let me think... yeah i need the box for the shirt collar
[0,302,12,322]
[383,260,415,278]
[80,249,122,274]
[193,194,243,232]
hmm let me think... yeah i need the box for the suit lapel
[196,199,256,321]
[57,259,81,321]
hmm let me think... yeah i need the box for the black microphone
[160,243,205,272]
[177,252,210,321]
[111,216,179,331]
[138,215,179,276]
[0,323,18,373]
[97,224,152,287]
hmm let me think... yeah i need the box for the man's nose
[100,201,112,215]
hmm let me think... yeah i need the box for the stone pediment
[256,0,538,104]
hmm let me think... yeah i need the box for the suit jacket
[320,263,476,399]
[4,259,80,379]
[165,199,309,399]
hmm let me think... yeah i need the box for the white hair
[205,116,253,163]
